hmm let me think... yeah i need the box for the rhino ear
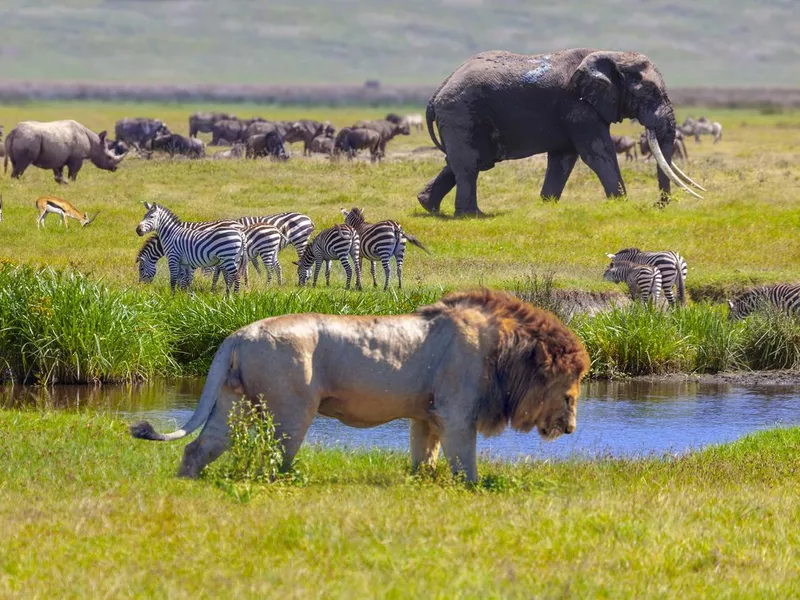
[98,130,107,142]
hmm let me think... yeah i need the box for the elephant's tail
[3,131,10,174]
[426,102,445,154]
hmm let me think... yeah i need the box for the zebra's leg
[340,255,353,290]
[250,257,262,275]
[541,150,579,201]
[274,258,283,285]
[167,256,182,294]
[352,247,362,291]
[395,245,405,289]
[211,267,221,292]
[312,259,323,287]
[381,257,391,291]
[663,286,676,307]
[324,260,331,286]
[370,261,377,287]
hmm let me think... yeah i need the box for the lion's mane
[417,289,590,436]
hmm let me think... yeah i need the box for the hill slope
[0,1,796,86]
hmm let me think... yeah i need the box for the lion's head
[419,289,590,440]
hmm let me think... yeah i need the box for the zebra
[727,284,800,321]
[607,248,687,306]
[603,261,662,304]
[136,222,288,286]
[237,212,315,260]
[135,202,246,294]
[295,224,362,290]
[340,207,429,290]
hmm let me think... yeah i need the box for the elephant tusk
[647,130,704,200]
[670,161,707,192]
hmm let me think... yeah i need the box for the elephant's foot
[417,191,440,214]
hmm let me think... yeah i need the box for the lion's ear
[534,341,552,370]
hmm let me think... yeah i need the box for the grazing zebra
[135,202,246,294]
[603,261,662,304]
[237,212,315,260]
[727,284,800,321]
[295,224,362,290]
[136,223,288,286]
[607,248,687,306]
[340,207,429,290]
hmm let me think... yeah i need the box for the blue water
[2,379,798,459]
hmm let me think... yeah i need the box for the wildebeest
[610,135,638,161]
[152,133,205,158]
[352,119,410,156]
[189,112,237,138]
[640,130,688,162]
[4,120,127,183]
[246,132,288,160]
[114,118,169,148]
[211,119,249,145]
[309,134,335,156]
[284,120,335,155]
[334,127,382,161]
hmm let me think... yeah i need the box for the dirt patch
[629,370,800,387]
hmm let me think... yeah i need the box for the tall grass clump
[574,304,693,377]
[0,264,174,383]
[673,303,741,373]
[738,310,800,370]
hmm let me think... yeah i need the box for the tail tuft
[130,420,166,441]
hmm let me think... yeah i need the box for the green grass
[0,103,798,294]
[1,410,798,597]
[2,264,798,383]
[0,1,794,86]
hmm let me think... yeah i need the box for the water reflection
[2,379,798,459]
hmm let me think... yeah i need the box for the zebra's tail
[677,266,687,306]
[403,230,430,255]
[130,335,239,441]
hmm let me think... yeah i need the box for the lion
[130,289,590,482]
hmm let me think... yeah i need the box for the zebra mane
[150,203,182,225]
[615,247,642,254]
[732,286,772,305]
[136,235,161,263]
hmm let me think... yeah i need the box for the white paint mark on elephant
[522,58,551,85]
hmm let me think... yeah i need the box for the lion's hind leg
[410,419,441,472]
[178,386,239,478]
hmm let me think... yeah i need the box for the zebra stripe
[238,212,314,259]
[242,223,287,285]
[608,247,687,306]
[727,284,800,320]
[603,261,662,304]
[135,203,246,294]
[297,224,362,290]
[341,207,429,290]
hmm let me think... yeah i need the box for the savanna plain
[1,102,799,598]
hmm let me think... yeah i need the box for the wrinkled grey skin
[610,134,638,161]
[418,49,679,215]
[152,133,205,158]
[245,132,288,160]
[353,119,410,156]
[114,118,169,147]
[189,112,237,138]
[309,134,335,155]
[640,129,687,162]
[4,120,126,183]
[334,127,382,161]
[284,120,335,155]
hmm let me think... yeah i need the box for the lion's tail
[130,336,239,442]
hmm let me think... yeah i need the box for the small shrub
[738,310,800,370]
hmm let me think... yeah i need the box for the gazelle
[35,196,99,229]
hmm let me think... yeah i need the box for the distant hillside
[0,1,796,87]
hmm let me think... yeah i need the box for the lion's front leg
[440,423,478,482]
[410,419,441,471]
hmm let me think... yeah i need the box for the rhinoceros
[4,120,127,183]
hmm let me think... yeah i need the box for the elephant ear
[571,53,624,124]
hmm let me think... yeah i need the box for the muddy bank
[631,370,800,387]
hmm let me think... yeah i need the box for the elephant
[417,49,705,216]
[4,120,127,183]
[610,135,638,161]
[334,127,382,161]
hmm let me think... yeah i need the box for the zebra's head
[341,207,365,228]
[136,202,177,236]
[293,246,314,286]
[603,264,624,283]
[136,236,162,283]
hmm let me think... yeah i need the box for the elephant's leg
[410,419,441,472]
[453,166,481,217]
[540,150,579,201]
[417,165,456,213]
[574,137,626,198]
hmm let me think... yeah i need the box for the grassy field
[0,102,798,294]
[1,410,798,597]
[0,1,794,87]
